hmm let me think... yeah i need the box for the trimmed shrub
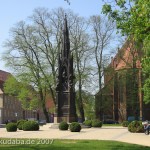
[59,121,69,130]
[6,123,17,132]
[17,120,24,126]
[23,121,39,131]
[128,121,144,133]
[17,120,27,130]
[92,120,102,127]
[122,121,129,127]
[83,120,92,127]
[70,122,81,132]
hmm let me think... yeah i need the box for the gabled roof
[111,40,142,71]
[115,47,133,70]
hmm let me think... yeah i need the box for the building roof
[115,47,133,70]
[111,40,142,71]
[0,70,12,92]
[0,70,11,82]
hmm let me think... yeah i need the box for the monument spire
[62,14,70,59]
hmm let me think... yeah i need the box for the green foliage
[4,76,39,110]
[4,76,20,96]
[102,4,112,14]
[92,120,103,127]
[102,0,150,47]
[22,121,39,131]
[142,37,150,103]
[122,121,129,127]
[76,90,95,120]
[116,0,126,7]
[6,123,17,132]
[143,78,150,104]
[59,121,69,130]
[102,0,150,39]
[83,120,92,127]
[17,120,27,130]
[69,122,81,132]
[128,121,144,133]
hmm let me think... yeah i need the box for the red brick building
[95,40,150,122]
[0,70,54,124]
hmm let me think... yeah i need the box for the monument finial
[62,14,70,59]
[64,14,68,33]
[65,13,67,18]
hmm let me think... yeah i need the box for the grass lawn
[0,139,149,150]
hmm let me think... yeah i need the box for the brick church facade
[95,40,150,122]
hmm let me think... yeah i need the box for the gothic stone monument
[54,15,77,123]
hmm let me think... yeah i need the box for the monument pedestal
[54,116,77,123]
[54,90,77,123]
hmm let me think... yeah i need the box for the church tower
[54,15,77,123]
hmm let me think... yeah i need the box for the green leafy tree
[4,76,39,110]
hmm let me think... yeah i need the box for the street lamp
[15,112,18,121]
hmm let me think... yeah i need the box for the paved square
[0,124,150,147]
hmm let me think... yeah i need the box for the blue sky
[0,0,103,72]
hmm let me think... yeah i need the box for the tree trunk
[39,90,50,123]
[42,104,50,123]
[78,79,85,122]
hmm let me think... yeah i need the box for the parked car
[38,120,46,126]
[103,119,119,124]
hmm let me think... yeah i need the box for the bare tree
[90,15,115,90]
[70,16,92,122]
[89,15,115,120]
